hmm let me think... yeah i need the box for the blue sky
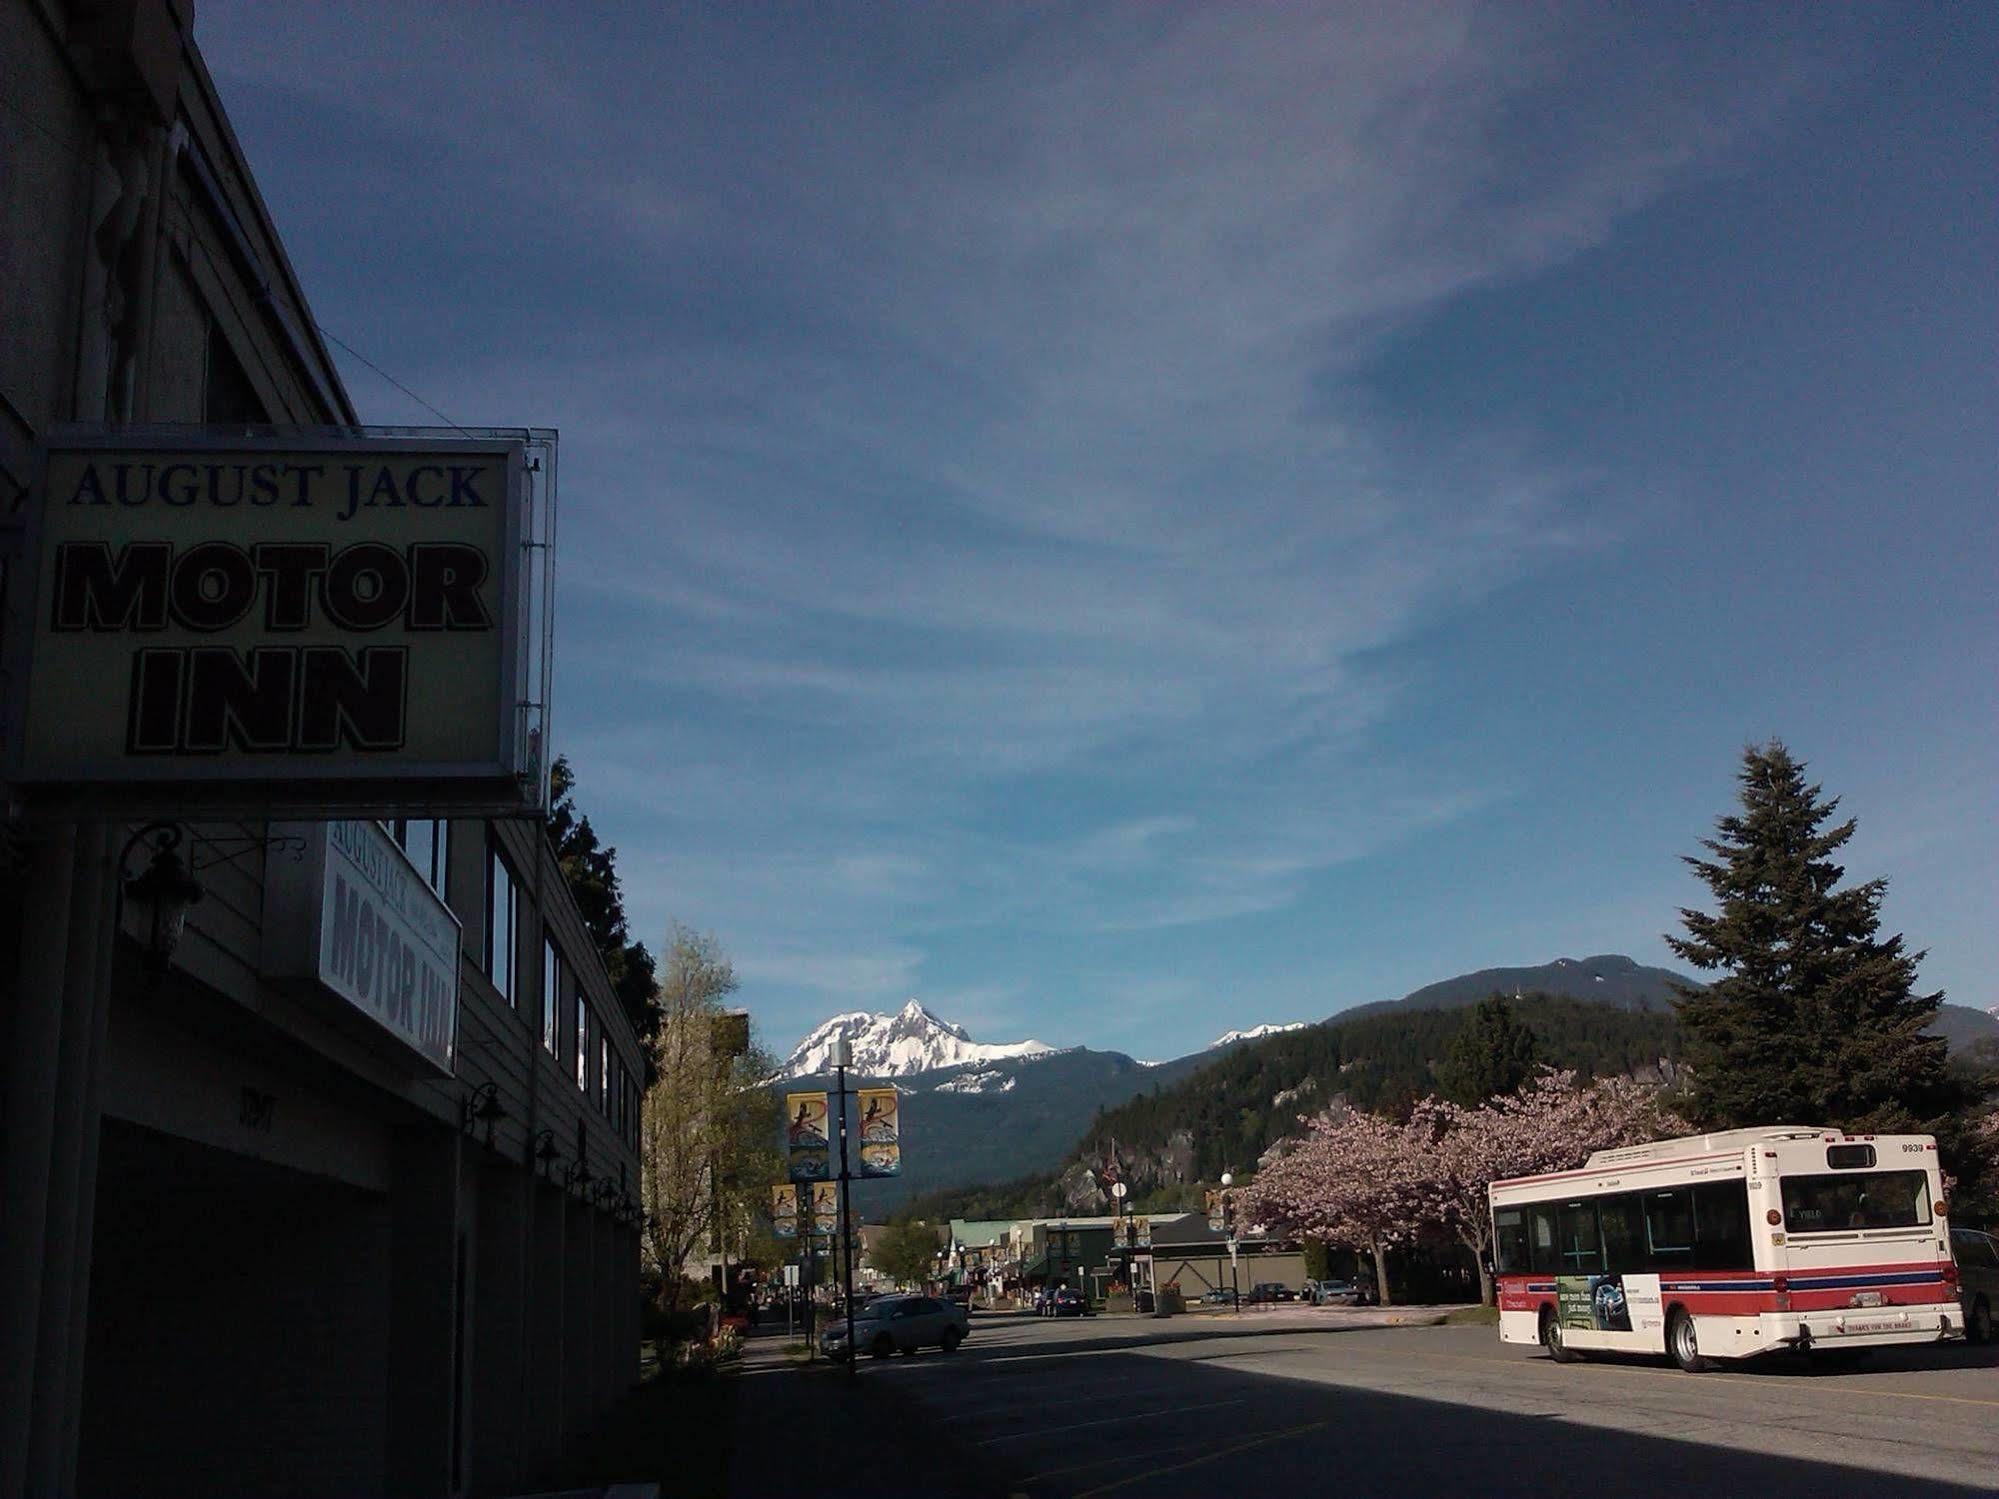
[200,3,1996,1061]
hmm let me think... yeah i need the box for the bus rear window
[1781,1171,1930,1233]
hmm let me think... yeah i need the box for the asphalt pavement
[851,1308,1999,1498]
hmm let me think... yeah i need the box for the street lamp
[1220,1171,1240,1314]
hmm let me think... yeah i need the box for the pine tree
[1667,741,1965,1135]
[545,756,661,1065]
[1436,994,1539,1106]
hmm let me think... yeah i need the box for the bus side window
[1494,1207,1528,1274]
[1557,1200,1603,1274]
[1645,1188,1694,1270]
[1528,1203,1558,1275]
[1598,1193,1643,1273]
[1693,1181,1752,1270]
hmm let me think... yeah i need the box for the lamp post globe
[1219,1172,1232,1187]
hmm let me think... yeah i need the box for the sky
[198,3,1997,1062]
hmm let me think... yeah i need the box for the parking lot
[863,1311,1999,1498]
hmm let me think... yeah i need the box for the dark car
[1247,1282,1298,1304]
[1050,1287,1090,1317]
[1951,1227,1997,1343]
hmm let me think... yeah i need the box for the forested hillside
[1074,992,1681,1186]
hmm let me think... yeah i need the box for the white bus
[1489,1127,1962,1371]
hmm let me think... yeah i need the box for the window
[1644,1188,1694,1266]
[1826,1144,1877,1170]
[1494,1207,1528,1275]
[204,320,268,424]
[541,938,561,1055]
[384,819,450,897]
[1781,1172,1930,1234]
[1527,1203,1558,1274]
[1598,1194,1642,1273]
[599,1035,611,1114]
[1556,1200,1601,1273]
[575,999,590,1091]
[1692,1181,1753,1269]
[485,840,518,1004]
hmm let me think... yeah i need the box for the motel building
[1,4,647,1495]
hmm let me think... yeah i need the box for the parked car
[1951,1227,1997,1344]
[1049,1287,1090,1317]
[1304,1278,1372,1306]
[1247,1282,1298,1304]
[1200,1286,1239,1306]
[820,1293,969,1360]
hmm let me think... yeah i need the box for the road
[861,1308,1999,1498]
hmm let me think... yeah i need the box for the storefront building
[0,4,645,1494]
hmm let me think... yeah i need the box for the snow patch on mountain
[933,1069,1018,1095]
[781,1000,1054,1079]
[1208,1022,1308,1049]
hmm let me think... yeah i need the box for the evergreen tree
[545,756,661,1066]
[1667,741,1965,1135]
[1436,994,1539,1105]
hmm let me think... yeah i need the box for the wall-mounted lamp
[531,1128,559,1177]
[119,822,204,982]
[460,1081,505,1148]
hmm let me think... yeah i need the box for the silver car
[820,1293,969,1360]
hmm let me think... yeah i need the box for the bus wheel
[1541,1307,1579,1364]
[1668,1309,1708,1373]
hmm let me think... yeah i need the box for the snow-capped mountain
[779,1000,1055,1079]
[1208,1022,1307,1049]
[933,1069,1018,1095]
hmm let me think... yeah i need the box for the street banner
[787,1092,830,1148]
[810,1181,839,1237]
[1134,1216,1151,1247]
[787,1091,830,1181]
[858,1085,901,1177]
[859,1141,901,1177]
[858,1087,899,1144]
[772,1184,799,1238]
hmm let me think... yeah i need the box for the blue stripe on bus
[1787,1271,1944,1291]
[1660,1281,1776,1293]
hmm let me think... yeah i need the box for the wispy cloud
[200,2,1855,1043]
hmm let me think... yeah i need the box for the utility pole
[834,1038,858,1379]
[1220,1171,1240,1314]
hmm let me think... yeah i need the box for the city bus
[1489,1127,1961,1371]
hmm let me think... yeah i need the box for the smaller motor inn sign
[262,819,459,1074]
[6,430,537,811]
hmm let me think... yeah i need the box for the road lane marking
[1015,1438,1210,1484]
[1071,1420,1329,1498]
[1223,1339,1999,1410]
[975,1398,1245,1445]
[937,1386,1195,1422]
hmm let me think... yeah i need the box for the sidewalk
[726,1332,1008,1499]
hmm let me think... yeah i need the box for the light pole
[1220,1171,1240,1314]
[833,1037,858,1380]
[1111,1180,1130,1305]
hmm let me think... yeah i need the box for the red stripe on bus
[1489,1151,1740,1189]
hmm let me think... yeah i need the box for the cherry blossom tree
[1411,1070,1685,1304]
[1237,1104,1426,1305]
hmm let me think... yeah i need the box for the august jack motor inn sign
[8,431,539,809]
